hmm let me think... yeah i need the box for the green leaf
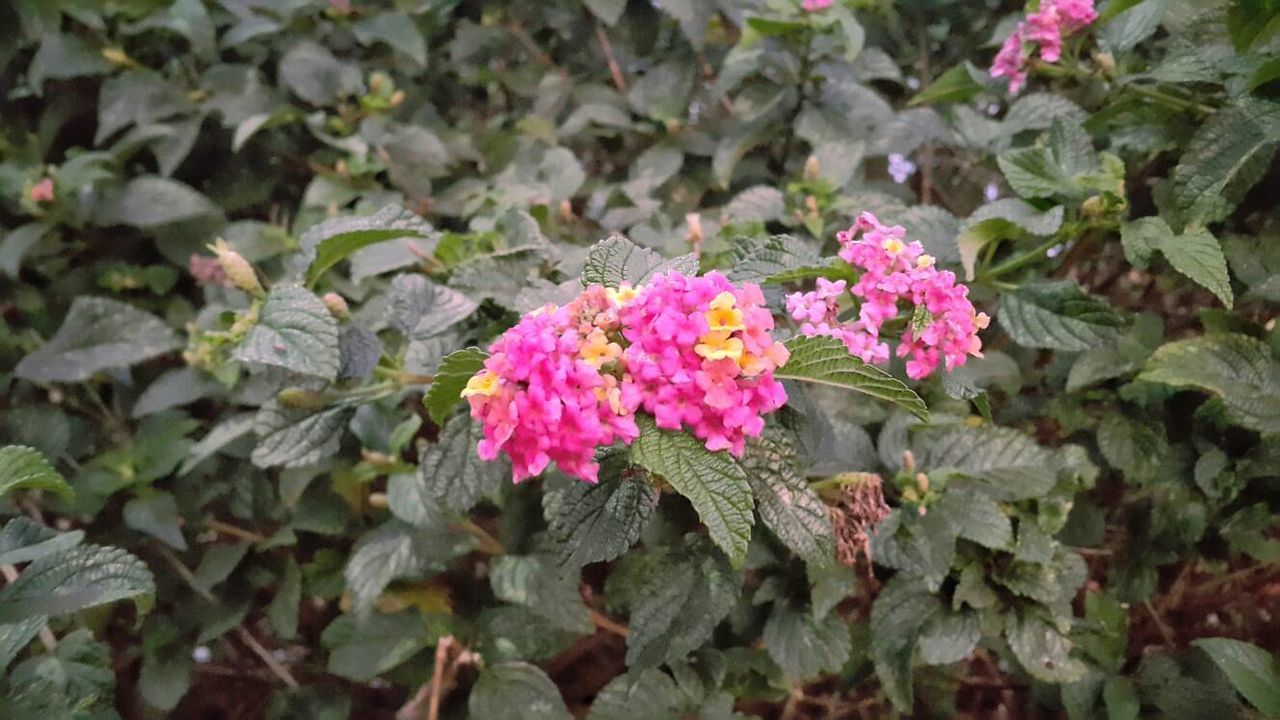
[387,273,478,339]
[1138,333,1280,433]
[581,235,698,288]
[763,603,852,681]
[490,554,592,634]
[741,429,835,567]
[267,558,301,641]
[628,418,755,567]
[588,669,682,720]
[909,62,985,106]
[408,413,507,516]
[278,40,363,105]
[918,609,980,665]
[123,493,187,550]
[776,335,929,421]
[1193,637,1280,716]
[468,662,572,720]
[0,544,154,623]
[139,643,192,712]
[999,280,1128,351]
[0,618,47,673]
[545,452,658,568]
[343,520,474,614]
[0,446,73,500]
[93,176,221,228]
[914,426,1060,501]
[727,234,820,284]
[585,0,627,25]
[870,576,940,711]
[424,348,489,425]
[235,285,340,380]
[192,542,250,593]
[997,147,1076,200]
[251,402,351,469]
[27,33,112,90]
[1103,675,1141,720]
[0,222,50,278]
[351,14,426,65]
[723,186,784,224]
[935,488,1012,549]
[322,612,437,681]
[623,538,740,667]
[14,297,181,383]
[1172,97,1280,224]
[0,518,82,566]
[1121,218,1233,307]
[301,205,433,286]
[1006,612,1087,683]
[1101,0,1170,55]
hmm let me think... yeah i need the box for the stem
[588,607,630,638]
[777,27,816,173]
[980,235,1063,281]
[595,23,628,94]
[1125,83,1214,115]
[453,519,505,555]
[206,519,270,545]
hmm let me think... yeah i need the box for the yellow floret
[695,331,744,361]
[580,329,622,368]
[705,291,745,333]
[607,284,640,306]
[883,238,905,255]
[461,371,500,398]
[916,254,935,268]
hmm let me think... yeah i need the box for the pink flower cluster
[991,0,1098,94]
[801,0,832,12]
[620,272,789,456]
[786,212,989,380]
[464,272,790,483]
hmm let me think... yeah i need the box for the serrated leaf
[918,609,980,665]
[588,669,681,720]
[93,176,221,228]
[999,280,1128,351]
[727,234,820,284]
[581,235,698,287]
[935,489,1011,549]
[1101,0,1170,54]
[628,419,755,567]
[410,413,508,516]
[14,297,180,383]
[914,426,1059,501]
[1007,612,1087,683]
[1138,333,1280,433]
[123,493,187,550]
[997,147,1076,200]
[0,544,154,623]
[235,285,340,380]
[741,429,834,567]
[546,453,657,568]
[0,446,73,500]
[192,542,250,593]
[343,520,474,614]
[267,558,301,641]
[424,348,489,425]
[723,186,785,224]
[490,555,592,634]
[763,603,852,680]
[908,62,986,106]
[624,538,740,667]
[776,335,929,421]
[870,576,940,711]
[301,206,434,285]
[1193,637,1280,716]
[468,662,572,720]
[0,518,82,566]
[1172,97,1280,224]
[251,402,351,469]
[387,273,479,339]
[181,412,256,475]
[0,618,47,673]
[321,612,437,681]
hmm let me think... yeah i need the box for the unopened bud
[902,449,916,472]
[805,194,818,216]
[804,155,821,182]
[1093,50,1115,75]
[101,47,132,67]
[278,388,326,408]
[1081,195,1104,219]
[29,177,54,204]
[388,90,405,107]
[368,492,389,509]
[369,72,387,94]
[322,292,350,320]
[916,472,929,493]
[209,239,263,296]
[685,213,704,246]
[560,199,575,223]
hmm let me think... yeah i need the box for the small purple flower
[983,181,1000,203]
[887,154,917,184]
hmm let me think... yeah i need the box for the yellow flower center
[607,284,640,306]
[580,329,622,368]
[916,254,935,268]
[883,238,905,255]
[461,371,500,398]
[705,291,744,333]
[695,331,744,361]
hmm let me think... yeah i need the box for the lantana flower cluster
[786,212,989,380]
[463,271,789,483]
[990,0,1098,94]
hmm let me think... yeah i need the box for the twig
[1144,599,1176,647]
[595,24,627,94]
[0,565,57,651]
[453,519,505,555]
[206,519,269,545]
[397,637,463,720]
[506,22,554,68]
[236,626,299,689]
[588,607,630,638]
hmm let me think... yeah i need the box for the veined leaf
[468,663,572,720]
[776,335,929,421]
[0,445,73,499]
[14,297,180,383]
[1193,637,1280,716]
[423,347,488,425]
[999,280,1128,351]
[234,285,340,380]
[0,517,83,566]
[582,235,698,287]
[0,544,154,623]
[1138,333,1280,433]
[545,452,658,568]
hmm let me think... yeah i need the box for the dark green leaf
[235,285,340,380]
[468,662,572,720]
[424,348,488,424]
[776,335,929,421]
[14,297,180,383]
[0,446,73,500]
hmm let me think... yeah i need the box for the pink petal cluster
[786,212,989,380]
[801,0,832,12]
[29,177,54,204]
[465,286,640,484]
[990,0,1098,94]
[465,272,790,483]
[619,271,789,456]
[189,254,231,287]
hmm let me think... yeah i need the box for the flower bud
[1093,50,1116,76]
[685,213,704,247]
[388,90,406,108]
[1081,195,1105,220]
[322,292,350,320]
[804,154,821,182]
[277,388,326,408]
[29,178,54,204]
[560,199,575,223]
[208,239,263,296]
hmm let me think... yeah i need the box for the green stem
[1125,83,1214,115]
[980,235,1064,281]
[455,519,505,555]
[776,27,815,173]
